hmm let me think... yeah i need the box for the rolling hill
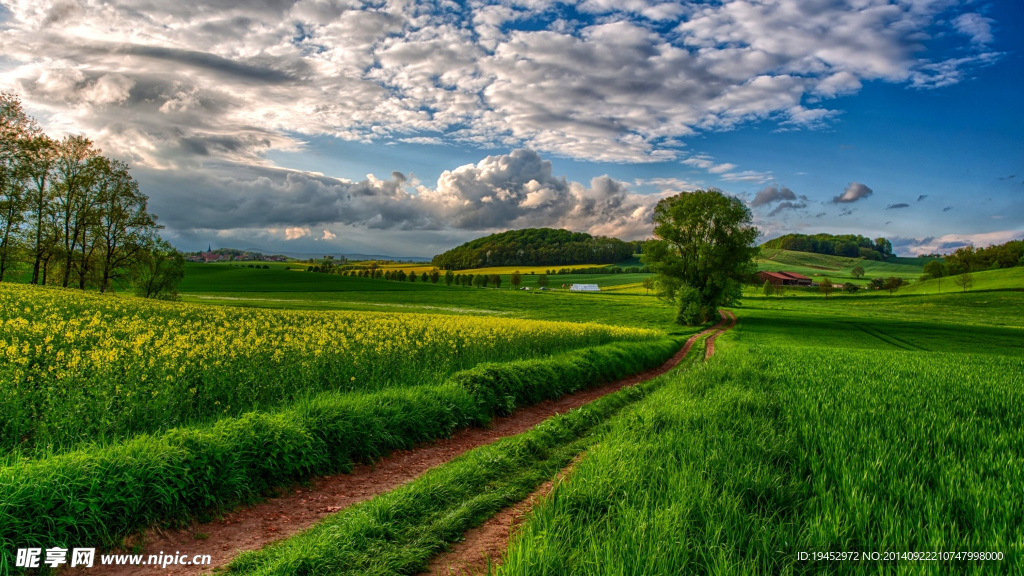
[757,249,928,283]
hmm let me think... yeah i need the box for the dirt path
[423,310,737,576]
[705,310,737,359]
[79,315,730,576]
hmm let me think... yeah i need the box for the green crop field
[497,292,1024,575]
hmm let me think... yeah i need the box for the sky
[1,0,1022,258]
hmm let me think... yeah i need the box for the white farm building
[570,284,600,292]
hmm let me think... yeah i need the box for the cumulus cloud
[833,182,873,204]
[0,0,1003,253]
[285,227,311,240]
[142,149,662,243]
[887,203,910,209]
[419,149,662,239]
[751,184,796,207]
[0,0,1000,168]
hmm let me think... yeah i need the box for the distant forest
[432,228,638,270]
[762,233,893,260]
[925,240,1024,278]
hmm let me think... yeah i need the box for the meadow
[497,292,1024,574]
[178,263,679,331]
[757,249,928,284]
[899,265,1024,295]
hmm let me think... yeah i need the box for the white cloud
[721,170,773,184]
[953,13,994,46]
[634,177,704,192]
[81,74,135,106]
[0,0,998,168]
[397,136,446,145]
[143,149,663,242]
[893,230,1024,256]
[285,227,311,240]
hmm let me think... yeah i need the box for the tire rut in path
[421,310,737,576]
[78,314,731,576]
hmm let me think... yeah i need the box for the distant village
[186,247,290,264]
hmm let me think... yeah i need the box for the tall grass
[499,325,1024,574]
[226,351,690,576]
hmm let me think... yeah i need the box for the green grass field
[757,249,928,283]
[900,266,1024,295]
[179,263,679,331]
[498,292,1024,574]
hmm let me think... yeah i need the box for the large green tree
[642,190,759,325]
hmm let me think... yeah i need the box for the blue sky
[1,0,1021,257]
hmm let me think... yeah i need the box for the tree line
[922,241,1024,279]
[0,93,181,297]
[762,233,893,260]
[331,265,554,290]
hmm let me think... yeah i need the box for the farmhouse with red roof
[757,271,813,287]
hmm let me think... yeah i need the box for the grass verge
[226,338,700,576]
